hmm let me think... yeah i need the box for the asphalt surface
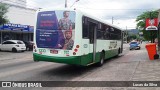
[0,43,160,90]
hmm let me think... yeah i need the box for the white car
[0,40,26,52]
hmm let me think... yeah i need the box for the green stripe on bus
[33,49,119,66]
[33,53,81,65]
[81,49,119,65]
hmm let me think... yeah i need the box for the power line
[76,7,158,11]
[77,0,90,9]
[7,10,35,15]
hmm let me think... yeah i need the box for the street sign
[145,18,158,30]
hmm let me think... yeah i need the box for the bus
[33,9,123,66]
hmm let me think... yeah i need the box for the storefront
[0,23,34,43]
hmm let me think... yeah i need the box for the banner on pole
[146,18,158,30]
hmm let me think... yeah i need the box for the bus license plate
[50,50,58,54]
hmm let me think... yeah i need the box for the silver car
[0,40,26,52]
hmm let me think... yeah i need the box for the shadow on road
[40,55,122,81]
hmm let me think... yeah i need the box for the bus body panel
[96,40,121,59]
[33,9,84,65]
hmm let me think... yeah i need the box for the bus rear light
[73,52,76,55]
[74,49,78,52]
[76,45,80,48]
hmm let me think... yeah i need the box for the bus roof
[37,8,123,31]
[79,10,123,31]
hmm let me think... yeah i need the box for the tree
[0,3,9,25]
[136,10,159,42]
[127,33,141,42]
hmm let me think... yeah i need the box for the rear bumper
[130,46,140,49]
[33,53,82,65]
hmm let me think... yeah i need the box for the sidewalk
[73,42,160,81]
[131,42,160,81]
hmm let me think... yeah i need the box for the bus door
[89,22,97,63]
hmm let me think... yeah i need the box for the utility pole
[65,0,67,8]
[112,17,113,24]
[126,26,128,42]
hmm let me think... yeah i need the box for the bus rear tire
[97,52,104,66]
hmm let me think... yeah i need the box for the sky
[27,0,160,30]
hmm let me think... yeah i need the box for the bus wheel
[97,53,104,66]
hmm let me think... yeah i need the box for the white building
[7,5,36,26]
[0,0,37,43]
[1,0,27,8]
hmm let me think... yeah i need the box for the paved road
[0,43,160,90]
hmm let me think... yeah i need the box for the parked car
[23,41,33,51]
[0,40,26,52]
[129,41,141,50]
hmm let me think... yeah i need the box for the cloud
[27,0,160,29]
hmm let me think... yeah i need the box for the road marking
[0,62,54,78]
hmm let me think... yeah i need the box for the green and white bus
[33,9,123,66]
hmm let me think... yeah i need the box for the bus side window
[89,23,94,43]
[82,17,89,39]
[97,23,102,39]
[97,30,102,39]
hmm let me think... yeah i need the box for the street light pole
[112,17,113,24]
[126,26,128,42]
[70,0,79,8]
[65,0,67,8]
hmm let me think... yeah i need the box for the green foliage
[136,10,159,41]
[127,34,141,42]
[0,3,9,25]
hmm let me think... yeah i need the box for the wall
[6,5,36,26]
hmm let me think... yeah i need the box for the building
[1,0,27,8]
[0,0,36,43]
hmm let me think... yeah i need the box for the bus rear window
[36,11,75,50]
